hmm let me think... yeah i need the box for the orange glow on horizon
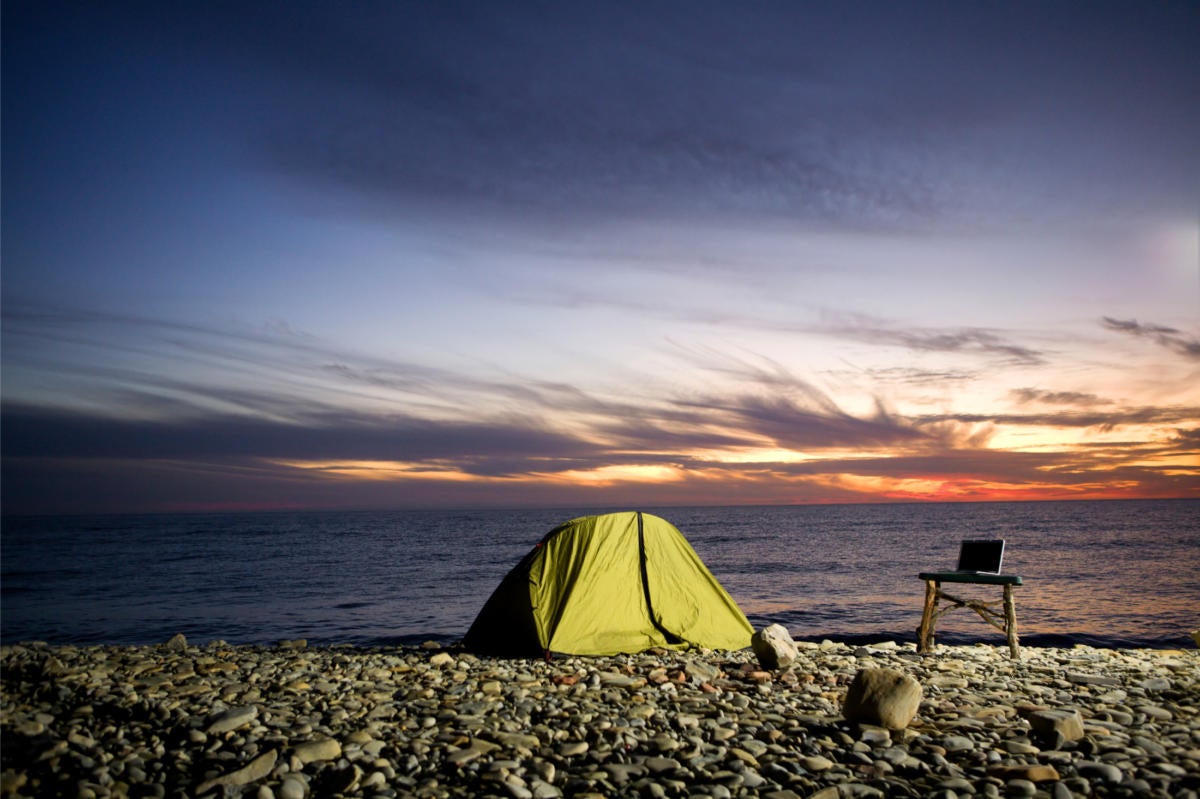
[543,463,685,485]
[270,459,481,482]
[264,420,1200,506]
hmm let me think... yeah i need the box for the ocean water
[2,499,1197,650]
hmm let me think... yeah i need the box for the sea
[2,499,1197,650]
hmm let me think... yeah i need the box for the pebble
[1,640,1196,798]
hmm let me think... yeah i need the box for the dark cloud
[1170,427,1200,448]
[33,0,1187,232]
[2,303,555,419]
[1102,317,1200,360]
[247,2,933,228]
[673,394,925,452]
[0,403,594,465]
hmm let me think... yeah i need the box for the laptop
[955,539,1005,575]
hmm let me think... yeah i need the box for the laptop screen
[956,539,1005,573]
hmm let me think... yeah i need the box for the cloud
[250,16,935,231]
[917,405,1199,432]
[1170,427,1200,448]
[517,291,1049,368]
[186,1,1195,233]
[0,403,595,465]
[858,367,979,385]
[5,300,1197,514]
[815,312,1047,365]
[671,393,925,451]
[1102,317,1200,359]
[685,310,1048,366]
[1010,388,1112,407]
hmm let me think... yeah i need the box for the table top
[919,571,1023,586]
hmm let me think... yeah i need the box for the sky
[3,0,1198,515]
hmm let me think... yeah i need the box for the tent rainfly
[463,511,753,656]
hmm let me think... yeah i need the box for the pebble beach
[2,638,1197,799]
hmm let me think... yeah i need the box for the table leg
[1003,583,1020,659]
[917,579,939,653]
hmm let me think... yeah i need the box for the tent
[463,511,753,656]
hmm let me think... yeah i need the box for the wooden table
[917,571,1023,658]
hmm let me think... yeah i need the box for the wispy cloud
[1010,388,1112,407]
[917,405,1200,432]
[823,316,1046,365]
[1102,317,1200,359]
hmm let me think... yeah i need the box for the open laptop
[955,539,1006,575]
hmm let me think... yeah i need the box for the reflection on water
[2,500,1197,648]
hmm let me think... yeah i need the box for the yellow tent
[463,511,752,656]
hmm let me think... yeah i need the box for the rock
[40,655,67,677]
[321,764,362,794]
[989,764,1061,782]
[163,633,188,651]
[277,639,307,650]
[597,673,645,688]
[506,784,534,799]
[801,754,835,771]
[3,639,1199,799]
[843,668,923,730]
[752,624,799,669]
[683,659,721,683]
[206,705,258,734]
[278,775,307,799]
[429,651,455,667]
[1006,778,1037,796]
[0,772,28,794]
[1136,703,1173,721]
[941,735,975,752]
[196,749,277,793]
[447,739,500,764]
[293,738,342,764]
[643,756,681,774]
[491,731,540,751]
[1025,709,1085,746]
[1066,672,1120,687]
[14,720,44,736]
[1191,628,1200,648]
[1076,761,1123,783]
[557,741,588,757]
[1137,676,1171,692]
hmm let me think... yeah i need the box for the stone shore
[2,638,1197,798]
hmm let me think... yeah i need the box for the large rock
[751,624,799,669]
[1025,708,1085,747]
[842,668,923,730]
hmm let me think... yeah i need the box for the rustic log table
[916,571,1023,658]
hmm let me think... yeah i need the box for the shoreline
[2,640,1197,798]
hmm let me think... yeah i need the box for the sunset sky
[3,1,1198,514]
